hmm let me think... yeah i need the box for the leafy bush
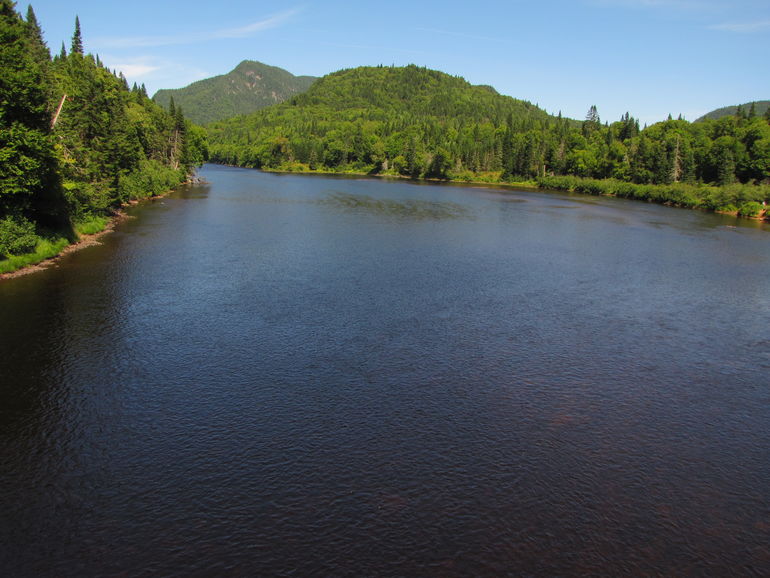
[118,160,185,201]
[0,237,69,274]
[0,216,40,257]
[737,201,763,217]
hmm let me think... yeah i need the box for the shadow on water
[320,191,471,220]
[175,181,211,200]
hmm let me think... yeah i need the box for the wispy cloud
[709,19,770,32]
[99,54,210,93]
[93,9,300,49]
[110,62,160,77]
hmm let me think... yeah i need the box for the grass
[0,214,114,276]
[0,237,71,275]
[74,214,110,236]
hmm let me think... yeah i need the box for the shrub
[0,216,40,257]
[738,201,763,218]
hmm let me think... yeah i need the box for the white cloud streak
[111,62,160,77]
[709,19,770,32]
[93,9,300,49]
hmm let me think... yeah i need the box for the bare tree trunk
[51,94,67,129]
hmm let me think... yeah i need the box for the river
[1,164,769,576]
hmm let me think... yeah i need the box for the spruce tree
[71,15,83,55]
[0,0,65,228]
[25,5,49,63]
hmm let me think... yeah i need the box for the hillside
[696,101,770,122]
[207,64,556,178]
[206,64,770,216]
[1,4,206,272]
[152,60,316,125]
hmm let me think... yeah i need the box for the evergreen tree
[0,0,65,230]
[71,15,83,55]
[582,105,600,137]
[25,5,49,63]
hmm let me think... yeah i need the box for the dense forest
[208,65,770,217]
[0,1,207,271]
[153,60,317,125]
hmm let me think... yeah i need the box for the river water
[1,164,769,576]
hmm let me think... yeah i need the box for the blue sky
[24,0,770,126]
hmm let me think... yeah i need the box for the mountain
[206,64,770,209]
[152,60,317,125]
[207,64,556,177]
[696,100,770,122]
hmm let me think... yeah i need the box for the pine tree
[582,105,600,137]
[25,5,49,63]
[0,0,66,228]
[748,102,756,119]
[71,15,83,55]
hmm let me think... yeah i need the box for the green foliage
[696,101,770,122]
[0,2,208,272]
[117,160,186,200]
[0,215,40,257]
[737,201,763,218]
[0,0,64,227]
[73,214,109,235]
[70,15,82,55]
[537,175,770,213]
[208,64,552,179]
[153,60,317,125]
[207,65,770,210]
[0,236,69,274]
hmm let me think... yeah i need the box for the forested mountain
[207,65,770,217]
[0,1,207,270]
[696,101,770,122]
[208,65,554,179]
[153,61,317,125]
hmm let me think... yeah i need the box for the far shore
[225,163,770,222]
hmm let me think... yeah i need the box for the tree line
[0,1,207,265]
[207,65,769,216]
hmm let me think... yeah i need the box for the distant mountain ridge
[152,61,316,125]
[206,64,556,176]
[696,100,770,122]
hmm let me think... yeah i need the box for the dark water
[2,165,769,576]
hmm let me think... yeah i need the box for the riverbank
[236,163,770,222]
[535,175,770,222]
[0,176,199,280]
[0,212,129,280]
[248,164,542,191]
